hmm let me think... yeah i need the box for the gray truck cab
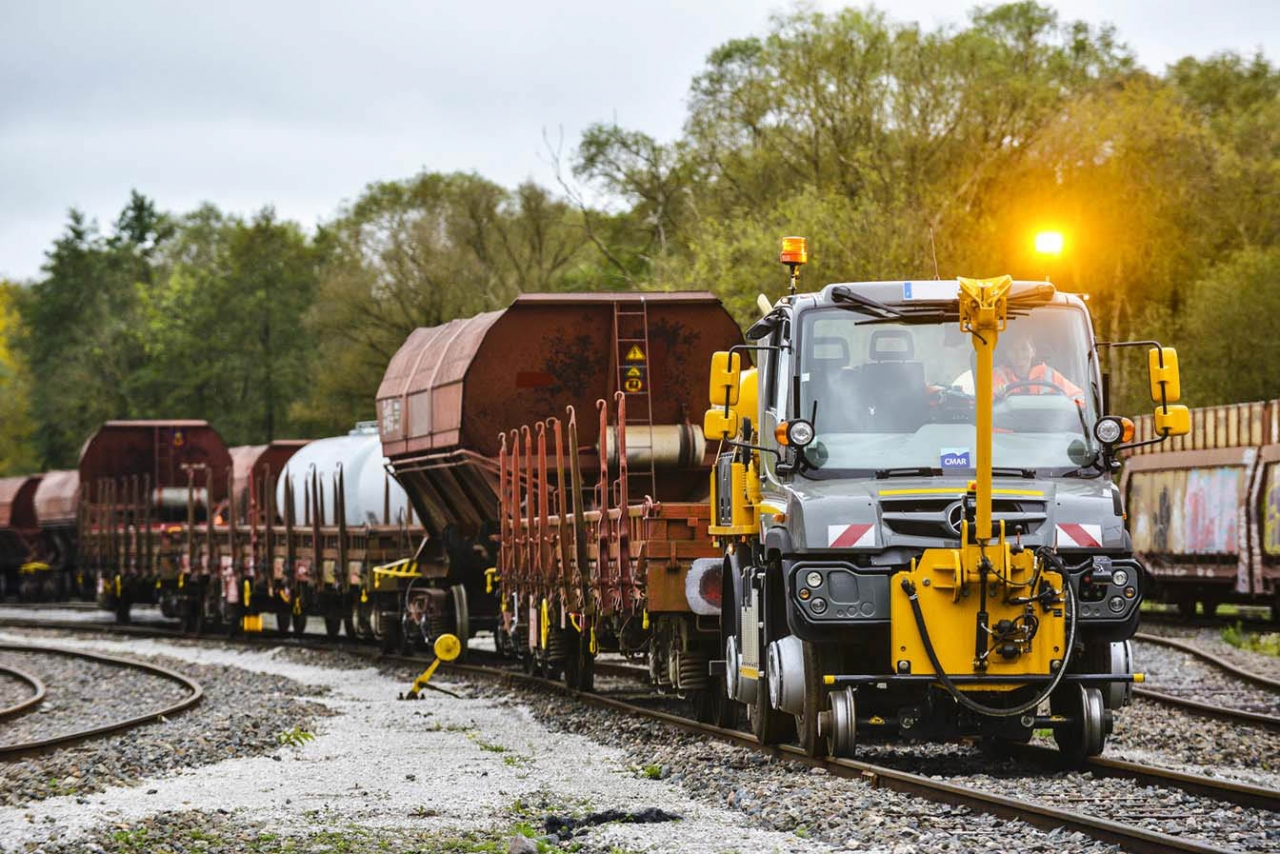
[715,278,1151,759]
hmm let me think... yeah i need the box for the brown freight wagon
[81,420,232,624]
[31,470,83,598]
[376,292,743,660]
[0,475,41,599]
[1123,401,1280,618]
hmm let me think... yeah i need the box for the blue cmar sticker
[940,448,971,469]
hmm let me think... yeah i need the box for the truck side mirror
[710,351,741,407]
[704,408,740,440]
[1147,347,1181,404]
[1155,404,1190,437]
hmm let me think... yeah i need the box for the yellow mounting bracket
[401,634,463,699]
[485,567,499,594]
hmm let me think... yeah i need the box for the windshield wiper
[831,287,903,320]
[991,467,1037,479]
[875,467,942,479]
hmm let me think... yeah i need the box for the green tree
[0,281,38,475]
[295,172,592,433]
[140,205,319,445]
[20,194,169,467]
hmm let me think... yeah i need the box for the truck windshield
[797,303,1099,477]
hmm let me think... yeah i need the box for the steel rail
[1135,631,1280,692]
[0,643,203,758]
[1011,743,1280,811]
[0,664,46,720]
[1134,685,1280,731]
[442,661,1269,854]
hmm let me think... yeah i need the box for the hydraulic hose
[899,551,1078,718]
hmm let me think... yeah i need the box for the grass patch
[640,763,663,780]
[469,734,507,753]
[275,727,316,748]
[1222,621,1280,657]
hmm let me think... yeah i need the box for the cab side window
[766,323,791,418]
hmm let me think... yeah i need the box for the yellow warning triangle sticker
[625,345,645,361]
[626,366,642,378]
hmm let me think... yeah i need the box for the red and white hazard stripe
[828,523,875,548]
[1056,523,1102,549]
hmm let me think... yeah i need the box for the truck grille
[880,496,1046,540]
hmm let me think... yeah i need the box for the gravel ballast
[0,632,832,854]
[0,631,328,810]
[3,624,1277,854]
[1133,637,1280,715]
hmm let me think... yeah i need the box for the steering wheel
[994,379,1070,401]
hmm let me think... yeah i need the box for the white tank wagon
[276,423,413,529]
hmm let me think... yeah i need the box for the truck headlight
[805,571,823,588]
[787,420,815,447]
[1112,569,1128,587]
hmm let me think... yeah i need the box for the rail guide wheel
[1053,684,1108,762]
[825,686,857,758]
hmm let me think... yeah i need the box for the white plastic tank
[276,423,412,527]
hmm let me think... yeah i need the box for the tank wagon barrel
[1124,400,1280,619]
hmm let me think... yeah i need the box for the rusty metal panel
[79,421,232,503]
[229,441,307,520]
[1261,462,1280,557]
[1128,466,1246,555]
[0,476,40,530]
[33,470,78,527]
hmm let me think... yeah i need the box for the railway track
[2,614,1277,852]
[0,642,203,758]
[0,663,46,719]
[1132,631,1280,730]
[442,658,1278,854]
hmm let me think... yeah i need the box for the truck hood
[777,475,1126,565]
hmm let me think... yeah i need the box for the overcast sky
[1,1,1275,281]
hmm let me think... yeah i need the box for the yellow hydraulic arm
[890,276,1068,702]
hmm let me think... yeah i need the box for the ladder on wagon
[612,298,657,500]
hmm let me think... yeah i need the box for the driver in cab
[994,327,1082,400]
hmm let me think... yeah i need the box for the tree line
[1,2,1276,473]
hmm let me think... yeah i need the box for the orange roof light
[780,236,808,266]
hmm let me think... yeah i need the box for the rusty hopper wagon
[1124,400,1280,619]
[0,475,41,599]
[85,420,233,625]
[33,470,82,597]
[377,292,743,670]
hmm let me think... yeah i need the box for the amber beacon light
[780,236,808,294]
[780,236,808,265]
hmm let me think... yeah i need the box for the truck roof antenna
[929,228,941,280]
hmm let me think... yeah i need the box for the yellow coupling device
[485,567,499,594]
